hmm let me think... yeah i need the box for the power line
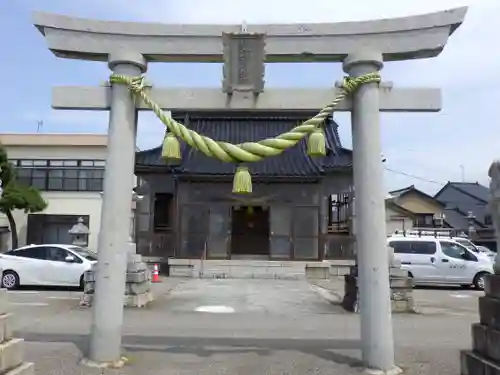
[383,167,445,185]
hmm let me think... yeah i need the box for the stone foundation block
[472,323,500,362]
[472,323,488,356]
[126,270,148,283]
[85,269,149,283]
[479,296,500,330]
[127,253,143,264]
[125,281,151,295]
[392,299,415,313]
[0,290,8,316]
[305,265,330,280]
[0,339,24,373]
[485,274,500,300]
[124,292,153,308]
[460,349,500,375]
[0,314,13,343]
[85,280,151,296]
[342,274,415,313]
[85,291,154,308]
[390,277,412,289]
[170,265,195,278]
[389,268,408,278]
[126,261,147,273]
[3,362,35,375]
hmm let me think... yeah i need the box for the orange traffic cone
[151,264,161,283]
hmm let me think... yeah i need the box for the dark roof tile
[448,182,489,203]
[136,113,352,177]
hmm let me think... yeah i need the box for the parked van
[387,232,493,290]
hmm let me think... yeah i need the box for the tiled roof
[448,182,489,203]
[434,182,490,226]
[135,113,352,177]
[388,185,416,198]
[388,185,445,206]
[443,208,471,229]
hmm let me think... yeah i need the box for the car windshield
[67,246,98,261]
[455,239,478,252]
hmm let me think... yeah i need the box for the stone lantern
[466,211,477,239]
[68,217,90,247]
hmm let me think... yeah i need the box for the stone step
[0,339,24,373]
[167,259,335,279]
[197,268,304,280]
[2,362,34,375]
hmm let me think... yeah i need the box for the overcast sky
[0,0,497,194]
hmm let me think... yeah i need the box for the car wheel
[2,271,19,290]
[473,272,489,290]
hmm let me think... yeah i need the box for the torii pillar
[33,7,467,372]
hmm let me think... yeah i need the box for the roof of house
[388,185,445,207]
[434,182,490,227]
[385,198,417,218]
[435,182,489,203]
[135,112,352,177]
[441,207,479,229]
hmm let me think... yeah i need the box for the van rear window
[389,241,436,255]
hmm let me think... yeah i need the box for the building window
[413,214,435,228]
[485,214,493,226]
[328,193,351,233]
[26,214,90,245]
[9,159,105,192]
[153,193,173,232]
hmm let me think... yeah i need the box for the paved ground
[9,278,483,374]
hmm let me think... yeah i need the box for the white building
[0,133,118,252]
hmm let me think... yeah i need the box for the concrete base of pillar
[361,366,403,375]
[341,266,416,313]
[0,289,35,375]
[80,252,153,308]
[460,274,500,374]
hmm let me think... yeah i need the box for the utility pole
[36,120,43,133]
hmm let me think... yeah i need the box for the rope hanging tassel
[232,165,252,194]
[161,132,181,161]
[307,127,327,157]
[110,72,381,194]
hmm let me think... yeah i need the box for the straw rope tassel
[109,73,380,193]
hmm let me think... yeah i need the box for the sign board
[222,32,265,94]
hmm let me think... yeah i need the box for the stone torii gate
[34,8,467,373]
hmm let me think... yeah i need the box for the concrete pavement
[9,278,482,374]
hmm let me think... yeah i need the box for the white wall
[6,145,107,160]
[385,206,413,236]
[2,192,103,252]
[0,141,138,251]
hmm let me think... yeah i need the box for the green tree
[0,145,47,249]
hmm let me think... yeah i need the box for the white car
[0,244,97,289]
[476,245,497,260]
[388,235,493,289]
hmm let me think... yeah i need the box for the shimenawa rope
[109,72,380,193]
